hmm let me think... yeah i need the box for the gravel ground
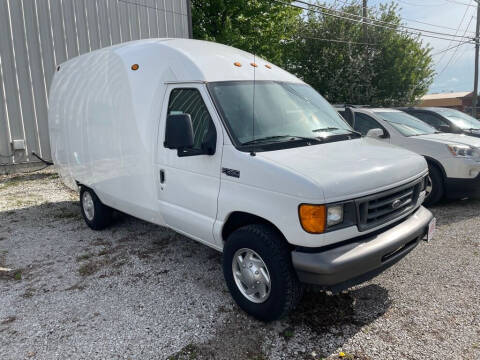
[0,169,479,360]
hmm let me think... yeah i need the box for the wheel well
[222,212,286,243]
[424,156,446,181]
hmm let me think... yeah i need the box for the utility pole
[363,0,369,101]
[473,0,480,118]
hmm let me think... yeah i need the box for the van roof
[65,38,303,84]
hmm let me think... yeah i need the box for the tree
[284,3,435,106]
[191,1,434,106]
[191,0,301,66]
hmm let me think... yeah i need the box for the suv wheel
[222,224,303,321]
[80,187,112,230]
[424,165,443,206]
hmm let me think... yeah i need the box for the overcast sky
[318,0,477,94]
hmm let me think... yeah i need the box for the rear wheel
[80,187,112,230]
[424,164,444,206]
[222,224,303,321]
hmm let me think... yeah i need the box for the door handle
[160,169,165,184]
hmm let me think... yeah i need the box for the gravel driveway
[0,170,479,360]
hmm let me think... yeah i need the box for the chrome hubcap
[82,192,95,221]
[232,248,271,303]
[425,175,433,198]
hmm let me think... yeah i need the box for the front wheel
[80,187,112,230]
[424,165,444,206]
[222,224,303,321]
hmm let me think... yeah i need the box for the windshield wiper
[312,127,340,132]
[241,135,322,146]
[313,127,362,136]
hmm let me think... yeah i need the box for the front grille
[356,178,423,231]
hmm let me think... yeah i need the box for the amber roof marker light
[234,62,242,67]
[265,64,272,69]
[131,64,139,71]
[250,62,258,68]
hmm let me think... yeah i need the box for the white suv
[338,107,480,205]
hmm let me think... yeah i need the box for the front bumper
[445,173,480,199]
[291,206,433,292]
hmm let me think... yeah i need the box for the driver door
[155,84,223,246]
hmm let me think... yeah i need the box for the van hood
[415,133,480,148]
[258,138,427,203]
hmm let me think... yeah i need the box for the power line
[445,0,479,7]
[403,17,476,35]
[431,41,471,55]
[301,35,377,45]
[277,0,476,43]
[436,2,473,69]
[396,0,448,7]
[436,15,474,76]
[293,0,476,41]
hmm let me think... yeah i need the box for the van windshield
[432,108,480,130]
[207,81,356,149]
[376,111,438,137]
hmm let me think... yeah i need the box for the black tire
[79,186,112,230]
[222,224,303,321]
[424,164,444,206]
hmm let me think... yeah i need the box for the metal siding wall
[0,0,189,167]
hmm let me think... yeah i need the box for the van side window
[167,88,216,152]
[354,113,384,136]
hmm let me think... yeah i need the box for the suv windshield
[433,108,480,130]
[376,111,437,136]
[207,81,355,149]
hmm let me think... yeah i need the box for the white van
[337,107,480,205]
[48,39,434,321]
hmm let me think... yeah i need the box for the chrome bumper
[292,206,433,291]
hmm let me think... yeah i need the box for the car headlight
[298,204,345,233]
[327,204,344,227]
[447,144,480,159]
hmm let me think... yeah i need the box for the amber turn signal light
[298,204,326,234]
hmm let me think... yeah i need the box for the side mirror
[438,124,452,133]
[366,128,385,138]
[164,114,194,150]
[344,107,355,126]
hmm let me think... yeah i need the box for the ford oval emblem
[392,199,402,209]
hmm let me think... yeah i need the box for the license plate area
[425,217,436,242]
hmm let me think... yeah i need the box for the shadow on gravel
[167,284,390,360]
[428,198,480,227]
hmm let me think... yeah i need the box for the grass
[78,262,98,277]
[280,327,295,340]
[167,344,199,360]
[13,270,22,281]
[76,253,93,262]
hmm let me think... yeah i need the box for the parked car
[49,39,434,321]
[400,107,480,138]
[337,107,480,205]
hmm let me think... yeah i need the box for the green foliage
[286,2,434,106]
[191,1,435,106]
[191,0,301,65]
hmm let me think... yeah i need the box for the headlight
[298,204,345,233]
[447,144,480,159]
[327,205,344,227]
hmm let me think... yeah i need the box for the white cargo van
[49,39,435,321]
